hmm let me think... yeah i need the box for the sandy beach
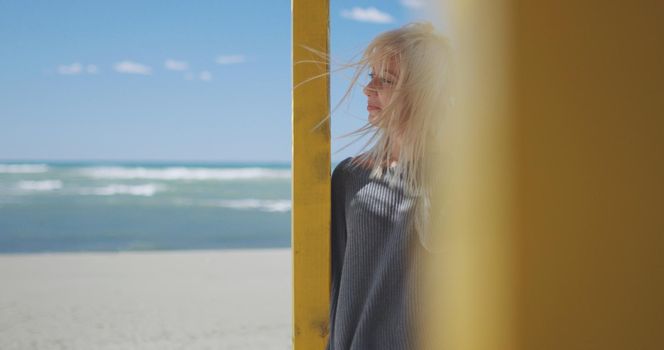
[0,249,292,350]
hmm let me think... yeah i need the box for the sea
[0,161,306,254]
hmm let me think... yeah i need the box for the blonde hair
[339,22,453,250]
[301,22,453,250]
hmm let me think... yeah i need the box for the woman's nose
[363,81,377,96]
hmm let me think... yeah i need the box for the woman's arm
[327,158,350,350]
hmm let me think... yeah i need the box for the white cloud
[341,7,394,24]
[216,54,246,65]
[58,63,83,75]
[58,63,99,75]
[113,60,152,75]
[401,0,425,9]
[182,71,212,81]
[86,64,98,74]
[199,71,212,81]
[164,59,189,71]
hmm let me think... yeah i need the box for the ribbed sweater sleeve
[327,158,349,350]
[326,157,420,350]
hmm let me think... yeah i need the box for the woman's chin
[368,113,380,126]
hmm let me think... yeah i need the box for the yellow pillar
[291,1,330,349]
[427,1,664,349]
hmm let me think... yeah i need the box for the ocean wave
[78,183,165,197]
[0,164,49,174]
[17,180,63,191]
[78,166,291,181]
[214,199,291,212]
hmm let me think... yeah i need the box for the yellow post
[426,0,664,349]
[291,1,330,349]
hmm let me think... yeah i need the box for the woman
[327,22,452,350]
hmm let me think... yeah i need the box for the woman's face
[363,58,399,127]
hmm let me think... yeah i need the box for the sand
[0,249,292,350]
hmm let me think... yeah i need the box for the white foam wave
[215,199,291,212]
[0,164,49,173]
[17,180,63,191]
[78,183,165,197]
[79,166,290,181]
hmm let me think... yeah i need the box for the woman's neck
[389,133,402,164]
[355,133,403,169]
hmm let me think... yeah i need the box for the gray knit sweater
[326,157,423,350]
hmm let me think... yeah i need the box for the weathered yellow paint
[291,1,330,349]
[425,1,664,349]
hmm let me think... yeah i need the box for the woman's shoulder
[332,157,353,181]
[333,156,372,178]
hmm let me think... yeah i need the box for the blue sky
[0,0,444,163]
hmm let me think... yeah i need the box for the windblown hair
[339,22,454,250]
